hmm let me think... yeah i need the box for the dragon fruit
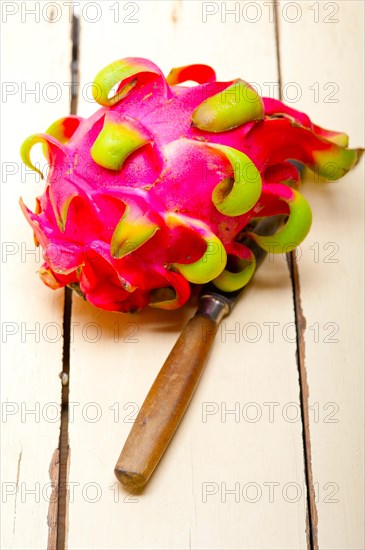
[20,58,362,313]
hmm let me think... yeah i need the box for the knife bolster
[197,294,230,323]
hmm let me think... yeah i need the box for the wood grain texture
[66,2,307,549]
[0,5,71,549]
[278,1,364,548]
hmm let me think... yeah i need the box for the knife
[114,214,286,491]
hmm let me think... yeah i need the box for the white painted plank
[279,1,364,548]
[68,256,308,550]
[0,4,71,549]
[67,2,307,549]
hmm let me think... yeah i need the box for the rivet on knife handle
[114,296,229,490]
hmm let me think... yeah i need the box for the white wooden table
[1,1,364,549]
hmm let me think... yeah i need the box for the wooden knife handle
[114,313,219,490]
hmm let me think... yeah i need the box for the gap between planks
[273,1,319,549]
[55,287,73,550]
[49,12,80,550]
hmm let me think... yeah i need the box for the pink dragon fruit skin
[20,58,362,313]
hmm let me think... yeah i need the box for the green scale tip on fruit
[166,213,227,285]
[111,205,159,259]
[208,144,262,216]
[192,80,264,133]
[91,115,150,171]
